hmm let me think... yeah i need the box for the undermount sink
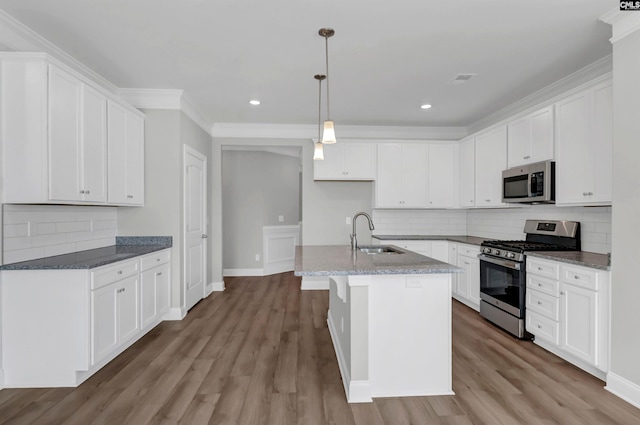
[358,245,404,255]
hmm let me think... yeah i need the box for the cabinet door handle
[80,190,85,194]
[524,155,530,159]
[560,291,565,295]
[157,272,162,276]
[127,195,134,199]
[202,234,208,239]
[85,190,90,194]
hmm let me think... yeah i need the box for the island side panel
[368,273,453,398]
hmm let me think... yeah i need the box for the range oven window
[479,259,525,316]
[503,174,529,199]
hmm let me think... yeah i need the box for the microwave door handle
[529,173,535,197]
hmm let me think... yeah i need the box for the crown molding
[117,89,214,136]
[0,9,118,93]
[467,55,612,134]
[600,8,640,43]
[209,123,467,140]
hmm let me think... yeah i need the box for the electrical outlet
[278,215,284,222]
[255,254,260,261]
[346,217,351,225]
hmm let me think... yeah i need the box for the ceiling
[0,0,616,129]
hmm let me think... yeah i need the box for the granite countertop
[372,234,490,246]
[0,236,172,270]
[372,234,610,270]
[294,245,462,276]
[525,251,611,271]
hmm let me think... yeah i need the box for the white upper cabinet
[458,137,475,208]
[0,53,143,206]
[507,106,554,168]
[474,126,507,208]
[314,142,376,180]
[555,80,612,206]
[107,101,145,206]
[428,143,458,208]
[48,67,107,203]
[376,144,428,208]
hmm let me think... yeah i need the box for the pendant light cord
[325,35,331,120]
[318,77,322,141]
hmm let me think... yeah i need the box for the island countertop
[294,245,462,276]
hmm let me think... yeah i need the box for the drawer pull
[537,267,543,271]
[537,325,542,329]
[537,283,542,287]
[157,258,161,262]
[537,301,542,305]
[574,275,580,280]
[118,271,123,275]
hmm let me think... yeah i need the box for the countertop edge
[0,240,173,271]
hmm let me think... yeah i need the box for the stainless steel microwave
[502,160,555,204]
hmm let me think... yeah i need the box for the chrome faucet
[350,212,375,250]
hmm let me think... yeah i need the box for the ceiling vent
[450,73,476,85]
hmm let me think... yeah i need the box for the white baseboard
[163,306,186,321]
[301,276,329,290]
[327,314,372,403]
[223,268,263,277]
[206,280,225,295]
[606,372,640,409]
[0,369,4,390]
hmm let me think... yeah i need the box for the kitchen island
[294,245,461,403]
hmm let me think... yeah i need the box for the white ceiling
[0,0,616,129]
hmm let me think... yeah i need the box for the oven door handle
[478,254,521,271]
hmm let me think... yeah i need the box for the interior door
[184,146,207,311]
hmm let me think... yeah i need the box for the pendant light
[313,74,326,160]
[319,28,336,144]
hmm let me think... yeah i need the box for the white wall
[3,205,117,264]
[609,21,640,402]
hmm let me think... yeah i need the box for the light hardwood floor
[1,272,639,424]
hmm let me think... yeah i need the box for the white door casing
[183,145,207,312]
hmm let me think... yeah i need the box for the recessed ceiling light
[249,99,261,106]
[421,104,432,110]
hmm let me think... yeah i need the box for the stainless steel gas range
[478,220,581,339]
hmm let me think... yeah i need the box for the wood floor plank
[1,273,639,425]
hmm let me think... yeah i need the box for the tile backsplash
[372,205,611,254]
[3,204,117,264]
[372,209,468,236]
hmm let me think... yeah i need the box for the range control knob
[495,250,501,256]
[484,248,492,254]
[508,252,516,259]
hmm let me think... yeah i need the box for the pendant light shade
[313,141,324,160]
[319,28,337,144]
[321,120,336,144]
[313,74,326,160]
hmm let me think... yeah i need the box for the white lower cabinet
[526,256,609,378]
[140,250,171,331]
[454,243,481,311]
[0,248,172,388]
[92,273,139,365]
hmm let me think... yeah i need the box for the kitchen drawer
[527,274,559,297]
[526,257,559,280]
[140,249,171,271]
[91,259,139,290]
[458,244,480,257]
[560,265,598,291]
[526,310,559,345]
[526,288,559,320]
